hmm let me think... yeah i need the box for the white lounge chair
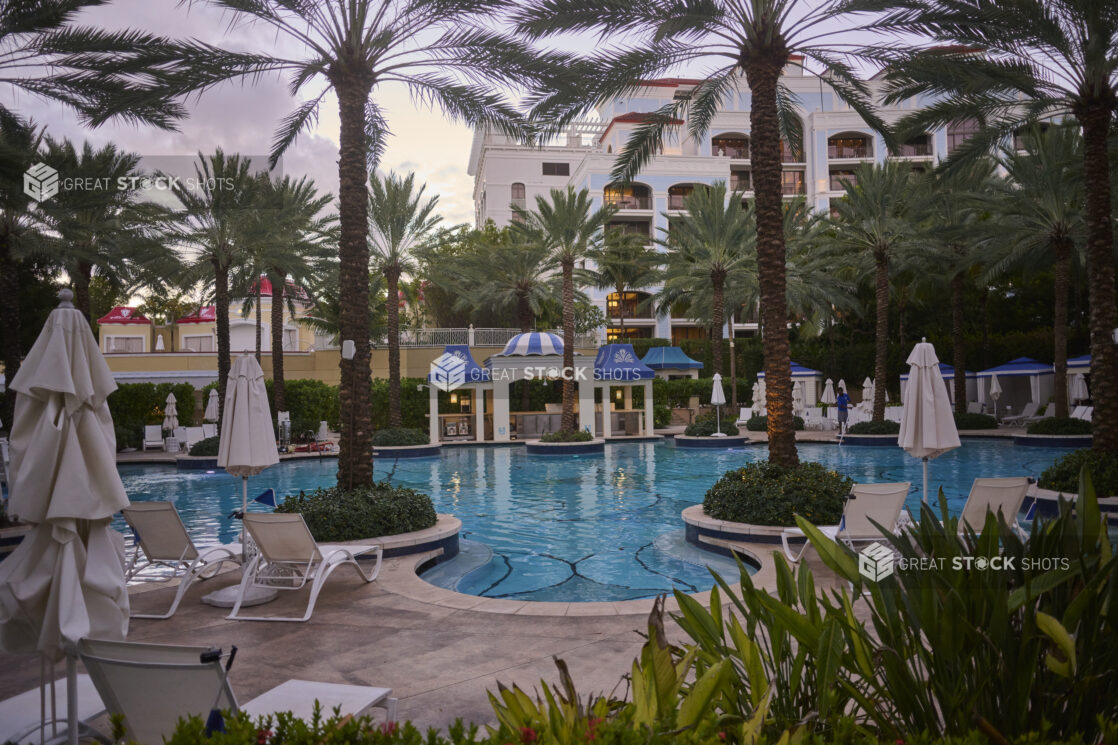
[1070,405,1087,420]
[0,674,109,745]
[957,476,1031,539]
[185,426,205,447]
[122,501,240,619]
[781,482,911,562]
[1082,407,1093,422]
[229,513,382,622]
[201,422,217,438]
[1001,402,1039,425]
[79,638,396,745]
[966,402,984,415]
[1022,403,1055,423]
[142,425,165,451]
[734,407,750,426]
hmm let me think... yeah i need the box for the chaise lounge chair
[122,501,240,619]
[1000,402,1039,425]
[79,638,396,745]
[781,482,911,562]
[228,513,382,622]
[142,425,165,451]
[956,476,1031,539]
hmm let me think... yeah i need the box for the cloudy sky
[12,0,481,225]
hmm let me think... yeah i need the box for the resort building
[467,62,950,342]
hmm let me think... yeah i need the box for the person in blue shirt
[836,388,851,433]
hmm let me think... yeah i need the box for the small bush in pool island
[1026,417,1092,436]
[539,429,593,442]
[188,436,220,456]
[276,483,436,542]
[744,414,804,432]
[684,409,739,436]
[703,461,852,526]
[954,412,998,430]
[1041,449,1118,495]
[371,427,430,446]
[846,419,900,435]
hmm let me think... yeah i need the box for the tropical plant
[36,139,175,321]
[368,171,445,428]
[276,483,436,542]
[657,183,750,378]
[583,227,661,339]
[512,187,613,430]
[170,151,260,424]
[985,125,1085,418]
[827,162,916,421]
[703,460,850,526]
[515,0,888,468]
[167,0,564,490]
[863,2,1118,452]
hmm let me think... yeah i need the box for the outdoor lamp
[615,389,622,400]
[341,340,355,360]
[450,393,458,404]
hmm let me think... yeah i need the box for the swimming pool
[114,439,1075,602]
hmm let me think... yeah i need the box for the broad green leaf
[1036,611,1077,677]
[815,619,845,717]
[740,689,772,745]
[679,659,730,728]
[793,514,859,581]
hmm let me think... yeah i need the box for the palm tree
[984,126,1085,418]
[583,228,661,340]
[368,171,444,429]
[908,161,996,414]
[864,3,1118,451]
[159,1,564,488]
[512,187,613,431]
[658,183,753,378]
[37,139,175,321]
[515,0,888,467]
[171,151,260,425]
[827,162,916,421]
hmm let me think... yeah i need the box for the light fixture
[450,393,458,404]
[341,340,355,360]
[615,389,623,400]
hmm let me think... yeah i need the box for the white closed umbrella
[155,334,165,352]
[861,377,874,410]
[1069,373,1088,404]
[203,388,219,423]
[821,378,836,406]
[0,290,129,745]
[792,380,805,414]
[711,373,727,437]
[989,374,1002,419]
[750,381,760,409]
[754,376,767,415]
[898,339,961,503]
[162,392,178,431]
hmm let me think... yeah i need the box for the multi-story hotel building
[466,61,967,343]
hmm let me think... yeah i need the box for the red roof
[177,306,217,324]
[248,276,310,300]
[636,77,705,88]
[97,306,151,325]
[600,112,686,143]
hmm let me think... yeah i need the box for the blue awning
[641,346,703,370]
[495,332,564,356]
[977,357,1054,377]
[595,344,655,382]
[1068,354,1090,371]
[900,362,975,381]
[758,361,821,379]
[427,345,490,385]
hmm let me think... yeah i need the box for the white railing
[380,326,603,349]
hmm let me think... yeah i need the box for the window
[898,134,932,157]
[829,170,857,191]
[283,328,297,351]
[712,135,749,159]
[668,184,695,210]
[730,170,751,192]
[182,334,214,352]
[781,171,805,195]
[947,119,981,154]
[606,292,653,320]
[542,162,570,176]
[671,326,705,344]
[606,220,652,244]
[104,336,143,353]
[510,182,525,209]
[827,134,872,159]
[603,183,651,210]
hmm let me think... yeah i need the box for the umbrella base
[200,585,278,608]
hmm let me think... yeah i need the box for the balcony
[828,145,870,159]
[829,171,857,191]
[781,172,805,196]
[730,174,752,192]
[604,194,652,210]
[898,141,932,157]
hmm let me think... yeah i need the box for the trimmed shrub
[684,418,738,436]
[847,419,900,435]
[744,414,805,432]
[108,382,197,449]
[539,429,593,442]
[1027,417,1092,435]
[954,412,997,430]
[276,483,437,542]
[703,461,853,526]
[1040,449,1118,495]
[267,379,339,441]
[372,427,430,446]
[188,436,220,456]
[653,403,672,428]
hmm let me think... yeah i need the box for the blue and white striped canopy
[497,332,564,356]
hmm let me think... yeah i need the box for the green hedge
[267,379,339,441]
[684,417,738,436]
[108,382,197,450]
[847,419,900,435]
[275,483,437,542]
[540,429,593,442]
[1040,449,1118,495]
[1027,417,1092,435]
[188,436,220,456]
[703,461,852,526]
[954,412,997,430]
[745,414,805,432]
[372,427,429,446]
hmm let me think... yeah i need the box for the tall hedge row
[107,382,198,449]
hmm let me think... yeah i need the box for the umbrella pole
[241,475,248,560]
[67,654,78,745]
[922,457,929,504]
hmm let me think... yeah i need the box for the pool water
[114,439,1075,602]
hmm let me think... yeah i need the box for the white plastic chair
[229,513,381,622]
[185,426,205,446]
[734,407,750,426]
[79,639,396,745]
[957,477,1031,539]
[781,482,911,562]
[201,422,217,438]
[967,402,984,415]
[122,501,240,619]
[142,425,165,451]
[1001,402,1039,425]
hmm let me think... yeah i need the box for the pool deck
[0,543,848,733]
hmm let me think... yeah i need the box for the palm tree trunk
[561,257,576,431]
[270,269,286,414]
[744,56,798,467]
[873,250,888,421]
[255,280,262,362]
[711,270,725,376]
[335,81,375,488]
[951,265,966,415]
[517,292,532,413]
[1081,106,1118,453]
[385,265,403,428]
[616,286,626,338]
[1052,237,1072,419]
[729,309,738,410]
[73,259,93,321]
[214,258,231,426]
[0,229,21,429]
